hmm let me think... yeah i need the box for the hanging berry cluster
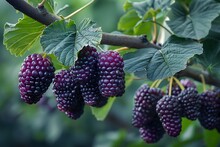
[18,46,125,119]
[132,79,220,143]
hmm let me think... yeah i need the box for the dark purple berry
[65,98,84,120]
[198,91,220,130]
[156,95,182,137]
[177,88,201,120]
[80,77,108,107]
[18,54,55,104]
[139,117,165,143]
[53,69,84,119]
[132,84,164,128]
[98,51,125,97]
[70,46,98,83]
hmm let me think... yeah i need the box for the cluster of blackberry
[132,84,165,143]
[132,79,220,143]
[18,46,125,120]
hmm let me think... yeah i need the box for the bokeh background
[0,0,220,147]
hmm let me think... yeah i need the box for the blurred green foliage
[0,0,220,147]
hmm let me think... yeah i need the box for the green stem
[151,80,158,88]
[64,0,95,19]
[155,79,163,88]
[38,0,46,7]
[169,77,174,96]
[200,74,206,92]
[148,20,173,35]
[173,77,185,91]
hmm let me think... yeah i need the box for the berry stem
[64,0,95,20]
[150,80,158,88]
[200,74,206,92]
[114,47,129,52]
[38,0,46,7]
[168,77,174,96]
[149,20,173,35]
[173,77,185,91]
[155,79,163,88]
[41,52,47,58]
[152,16,158,44]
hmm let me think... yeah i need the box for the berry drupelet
[177,87,201,120]
[53,69,84,119]
[70,46,98,83]
[98,51,125,97]
[18,54,55,104]
[198,90,220,130]
[156,95,182,137]
[139,117,165,143]
[132,84,164,128]
[80,76,108,107]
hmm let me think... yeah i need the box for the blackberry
[53,70,84,119]
[177,88,201,120]
[139,117,165,143]
[80,77,108,107]
[65,96,85,120]
[18,54,55,104]
[132,84,164,128]
[70,46,98,83]
[156,95,182,137]
[98,51,125,97]
[198,91,219,130]
[167,79,196,96]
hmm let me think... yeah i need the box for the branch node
[140,35,148,43]
[37,5,48,16]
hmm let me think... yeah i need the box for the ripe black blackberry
[132,84,164,128]
[98,51,125,97]
[65,96,85,120]
[139,117,165,143]
[80,77,108,107]
[167,79,196,96]
[198,91,219,130]
[156,95,182,137]
[18,54,55,104]
[53,69,84,119]
[70,46,98,83]
[177,88,201,120]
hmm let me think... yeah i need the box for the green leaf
[124,36,203,80]
[3,15,45,56]
[203,130,220,147]
[91,97,116,121]
[40,20,77,66]
[131,0,172,18]
[123,1,133,11]
[41,19,102,66]
[196,39,220,74]
[124,48,157,73]
[208,15,220,40]
[167,0,220,40]
[118,10,140,33]
[48,54,67,70]
[75,18,102,51]
[147,36,203,80]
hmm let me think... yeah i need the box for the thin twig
[64,0,95,19]
[152,16,157,43]
[38,0,46,7]
[149,20,173,35]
